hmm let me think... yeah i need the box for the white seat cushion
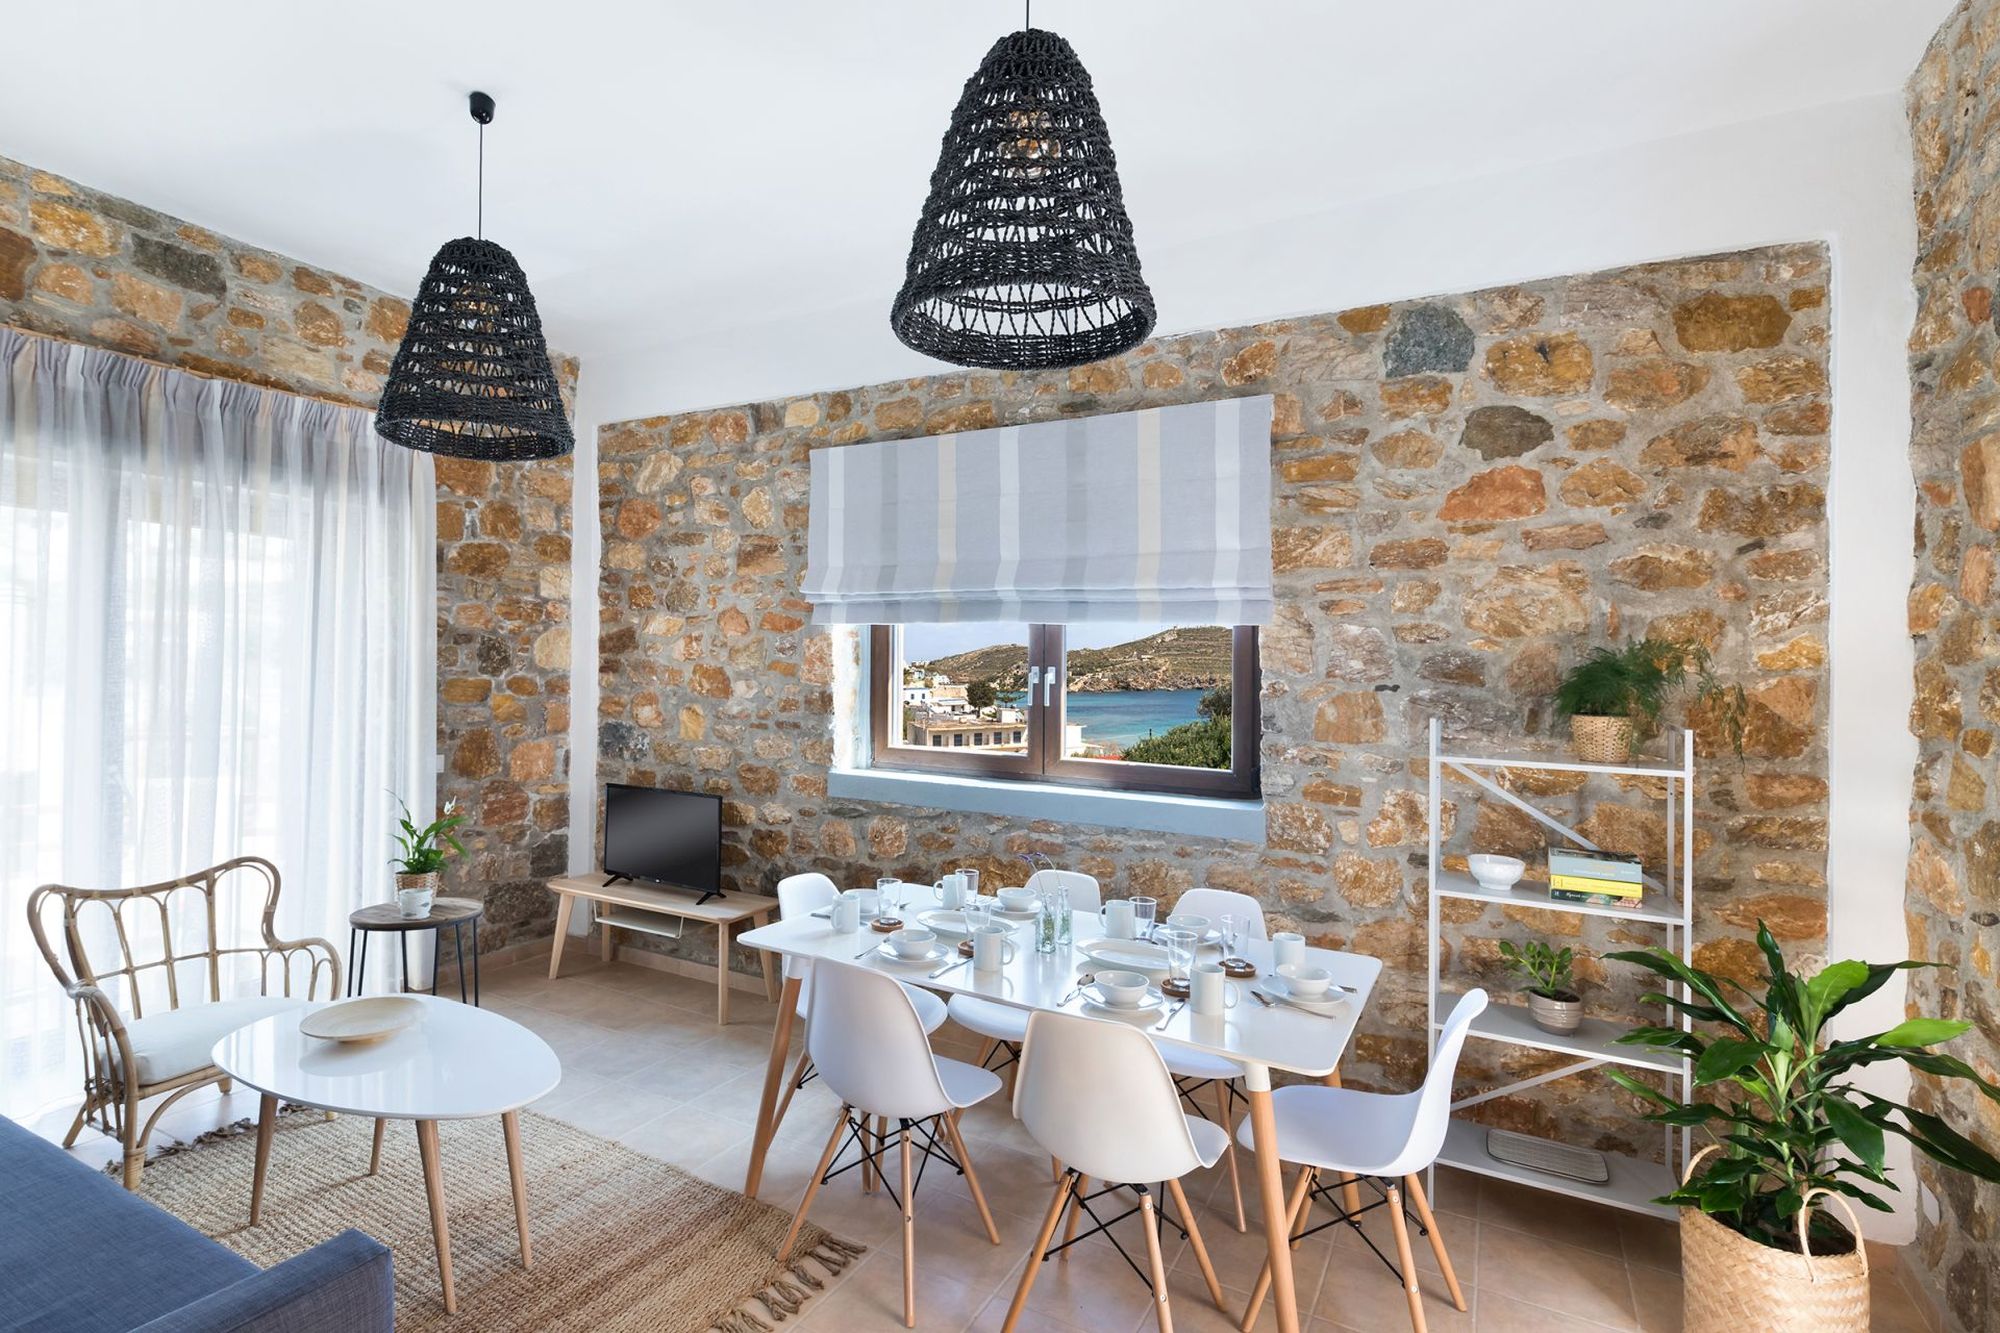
[1156,1042,1244,1083]
[947,994,1029,1044]
[116,996,306,1086]
[796,979,948,1034]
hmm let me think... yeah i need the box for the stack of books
[1548,847,1644,906]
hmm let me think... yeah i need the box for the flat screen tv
[602,783,724,904]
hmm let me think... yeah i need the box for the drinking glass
[1219,912,1240,961]
[1131,895,1159,941]
[963,895,992,935]
[1162,927,1199,991]
[877,876,903,919]
[957,868,980,902]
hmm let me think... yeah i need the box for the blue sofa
[0,1114,393,1332]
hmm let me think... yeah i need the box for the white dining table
[736,889,1381,1333]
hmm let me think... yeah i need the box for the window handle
[1026,665,1040,698]
[1044,668,1057,708]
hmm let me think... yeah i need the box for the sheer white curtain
[0,327,435,1119]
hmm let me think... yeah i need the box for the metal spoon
[1057,973,1095,1006]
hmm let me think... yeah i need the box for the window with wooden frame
[869,623,1259,798]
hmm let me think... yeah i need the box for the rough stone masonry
[0,154,578,953]
[595,244,1833,1157]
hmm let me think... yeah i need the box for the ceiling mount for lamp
[375,90,574,462]
[890,16,1156,371]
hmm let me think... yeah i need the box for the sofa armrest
[127,1229,392,1333]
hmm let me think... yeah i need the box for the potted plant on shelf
[1552,637,1746,764]
[390,797,465,918]
[1607,924,2000,1332]
[1498,938,1583,1034]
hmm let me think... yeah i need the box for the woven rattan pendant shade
[892,28,1155,371]
[375,237,573,461]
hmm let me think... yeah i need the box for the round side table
[348,896,484,1004]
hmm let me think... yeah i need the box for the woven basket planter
[1568,714,1634,764]
[1682,1206,1868,1331]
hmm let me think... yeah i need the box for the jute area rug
[124,1107,861,1332]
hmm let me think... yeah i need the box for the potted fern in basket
[1607,924,2000,1331]
[1553,637,1745,763]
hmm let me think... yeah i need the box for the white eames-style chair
[777,960,1004,1329]
[1235,989,1488,1333]
[1003,1009,1231,1333]
[1150,886,1266,1232]
[947,869,1101,1081]
[769,874,948,1152]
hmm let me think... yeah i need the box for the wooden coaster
[1161,977,1191,999]
[871,917,903,933]
[1221,958,1258,979]
[957,939,976,957]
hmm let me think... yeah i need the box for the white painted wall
[570,92,1923,1237]
[563,376,603,935]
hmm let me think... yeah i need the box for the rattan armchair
[27,856,342,1189]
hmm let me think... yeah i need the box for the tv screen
[602,784,722,899]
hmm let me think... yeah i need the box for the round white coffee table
[213,994,561,1314]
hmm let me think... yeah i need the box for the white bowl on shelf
[1467,854,1527,891]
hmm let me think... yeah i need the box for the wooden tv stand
[545,873,779,1024]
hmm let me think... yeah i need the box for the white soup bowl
[1277,964,1333,1000]
[1095,969,1151,1008]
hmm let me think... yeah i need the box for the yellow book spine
[1549,874,1643,897]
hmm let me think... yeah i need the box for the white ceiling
[0,1,1956,377]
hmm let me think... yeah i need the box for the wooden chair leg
[772,1048,813,1139]
[1239,1167,1315,1333]
[1213,1080,1246,1233]
[1385,1180,1427,1333]
[120,1088,146,1191]
[60,1102,89,1150]
[974,1035,1000,1070]
[900,1124,917,1329]
[1167,1176,1227,1312]
[1002,1173,1075,1333]
[1406,1173,1466,1312]
[944,1111,1001,1244]
[1061,1172,1092,1256]
[778,1106,849,1262]
[1140,1189,1175,1333]
[1051,1154,1062,1183]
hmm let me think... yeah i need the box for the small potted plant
[1609,924,2000,1331]
[1553,637,1746,763]
[390,796,465,917]
[1497,938,1582,1033]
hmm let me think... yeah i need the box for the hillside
[914,625,1232,694]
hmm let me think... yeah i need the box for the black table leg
[356,931,369,997]
[431,927,441,997]
[346,929,357,996]
[399,932,410,995]
[471,919,481,1007]
[455,922,468,1003]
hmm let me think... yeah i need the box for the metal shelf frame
[1425,717,1694,1218]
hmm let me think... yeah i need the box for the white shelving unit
[1425,717,1694,1220]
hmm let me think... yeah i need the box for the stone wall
[0,154,576,952]
[1906,5,2000,1326]
[596,244,1833,1152]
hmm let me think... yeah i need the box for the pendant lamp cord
[1024,0,1030,28]
[476,118,485,240]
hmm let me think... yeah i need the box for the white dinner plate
[875,941,950,965]
[1257,981,1347,1016]
[1080,983,1164,1017]
[1080,939,1171,974]
[918,909,1018,937]
[1151,925,1224,947]
[299,996,423,1043]
[991,905,1040,920]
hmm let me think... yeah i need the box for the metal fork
[1154,996,1189,1030]
[928,955,973,981]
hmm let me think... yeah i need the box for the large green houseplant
[1607,925,2000,1329]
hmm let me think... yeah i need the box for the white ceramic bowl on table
[997,887,1038,913]
[888,927,937,959]
[1276,963,1333,1000]
[1467,854,1527,891]
[1094,969,1151,1009]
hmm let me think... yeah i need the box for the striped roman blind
[803,396,1273,625]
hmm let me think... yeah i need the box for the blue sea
[1065,688,1207,751]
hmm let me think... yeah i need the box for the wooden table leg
[503,1110,533,1269]
[745,973,802,1198]
[1323,1066,1362,1217]
[249,1093,277,1224]
[757,912,779,1001]
[716,921,732,1026]
[369,1117,385,1175]
[548,893,575,979]
[599,912,615,964]
[416,1119,457,1315]
[1245,1072,1302,1333]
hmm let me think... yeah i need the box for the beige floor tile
[1478,1179,1628,1258]
[1625,1259,1681,1333]
[1615,1214,1680,1274]
[1477,1225,1638,1330]
[1474,1291,1630,1332]
[616,1103,750,1174]
[966,1278,1099,1333]
[1313,1236,1471,1333]
[791,1245,993,1331]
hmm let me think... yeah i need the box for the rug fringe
[708,1235,867,1331]
[97,1102,315,1178]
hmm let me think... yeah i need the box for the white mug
[1102,899,1136,939]
[1192,963,1237,1016]
[1272,931,1307,970]
[971,924,1017,971]
[832,891,863,932]
[935,872,966,910]
[397,887,432,918]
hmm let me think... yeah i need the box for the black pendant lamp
[376,91,573,461]
[891,9,1155,371]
